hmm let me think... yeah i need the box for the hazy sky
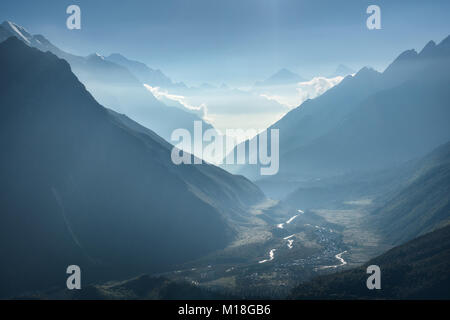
[1,0,449,85]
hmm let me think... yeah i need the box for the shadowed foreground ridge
[0,37,264,298]
[18,275,234,300]
[290,225,450,299]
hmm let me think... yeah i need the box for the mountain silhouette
[0,37,264,298]
[255,68,305,87]
[233,36,450,182]
[329,64,355,77]
[106,53,186,89]
[370,141,450,245]
[0,21,212,144]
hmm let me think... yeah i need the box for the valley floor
[312,204,391,266]
[22,196,394,299]
[153,197,392,298]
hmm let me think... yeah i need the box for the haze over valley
[0,0,449,300]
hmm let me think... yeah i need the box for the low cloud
[259,75,345,108]
[296,76,344,103]
[145,75,345,136]
[143,84,210,121]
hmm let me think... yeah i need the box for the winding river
[258,249,276,263]
[317,250,348,270]
[261,211,305,263]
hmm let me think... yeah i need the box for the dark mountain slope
[232,36,450,182]
[281,64,450,177]
[290,225,450,299]
[283,36,450,179]
[329,64,355,77]
[228,66,382,180]
[283,142,450,247]
[255,68,305,87]
[0,37,264,298]
[370,141,450,245]
[0,21,212,143]
[106,53,184,89]
[19,275,234,300]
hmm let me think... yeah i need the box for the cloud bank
[259,75,345,108]
[144,84,209,120]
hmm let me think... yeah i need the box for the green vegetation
[290,225,450,299]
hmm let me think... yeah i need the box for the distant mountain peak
[0,20,61,55]
[419,40,437,56]
[33,34,51,44]
[1,20,32,45]
[1,34,30,49]
[88,52,105,60]
[382,37,450,78]
[423,40,437,50]
[330,64,355,77]
[108,53,126,59]
[354,66,379,78]
[106,53,137,64]
[105,53,176,88]
[1,20,26,31]
[438,34,450,48]
[255,68,305,86]
[394,49,419,62]
[271,68,300,79]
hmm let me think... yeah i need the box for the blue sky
[1,0,449,85]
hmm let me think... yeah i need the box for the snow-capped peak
[88,52,105,60]
[1,21,32,44]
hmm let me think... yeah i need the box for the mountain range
[105,53,186,89]
[329,64,355,78]
[231,36,450,186]
[0,21,212,145]
[255,68,305,87]
[0,37,264,298]
[1,19,449,300]
[369,141,450,245]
